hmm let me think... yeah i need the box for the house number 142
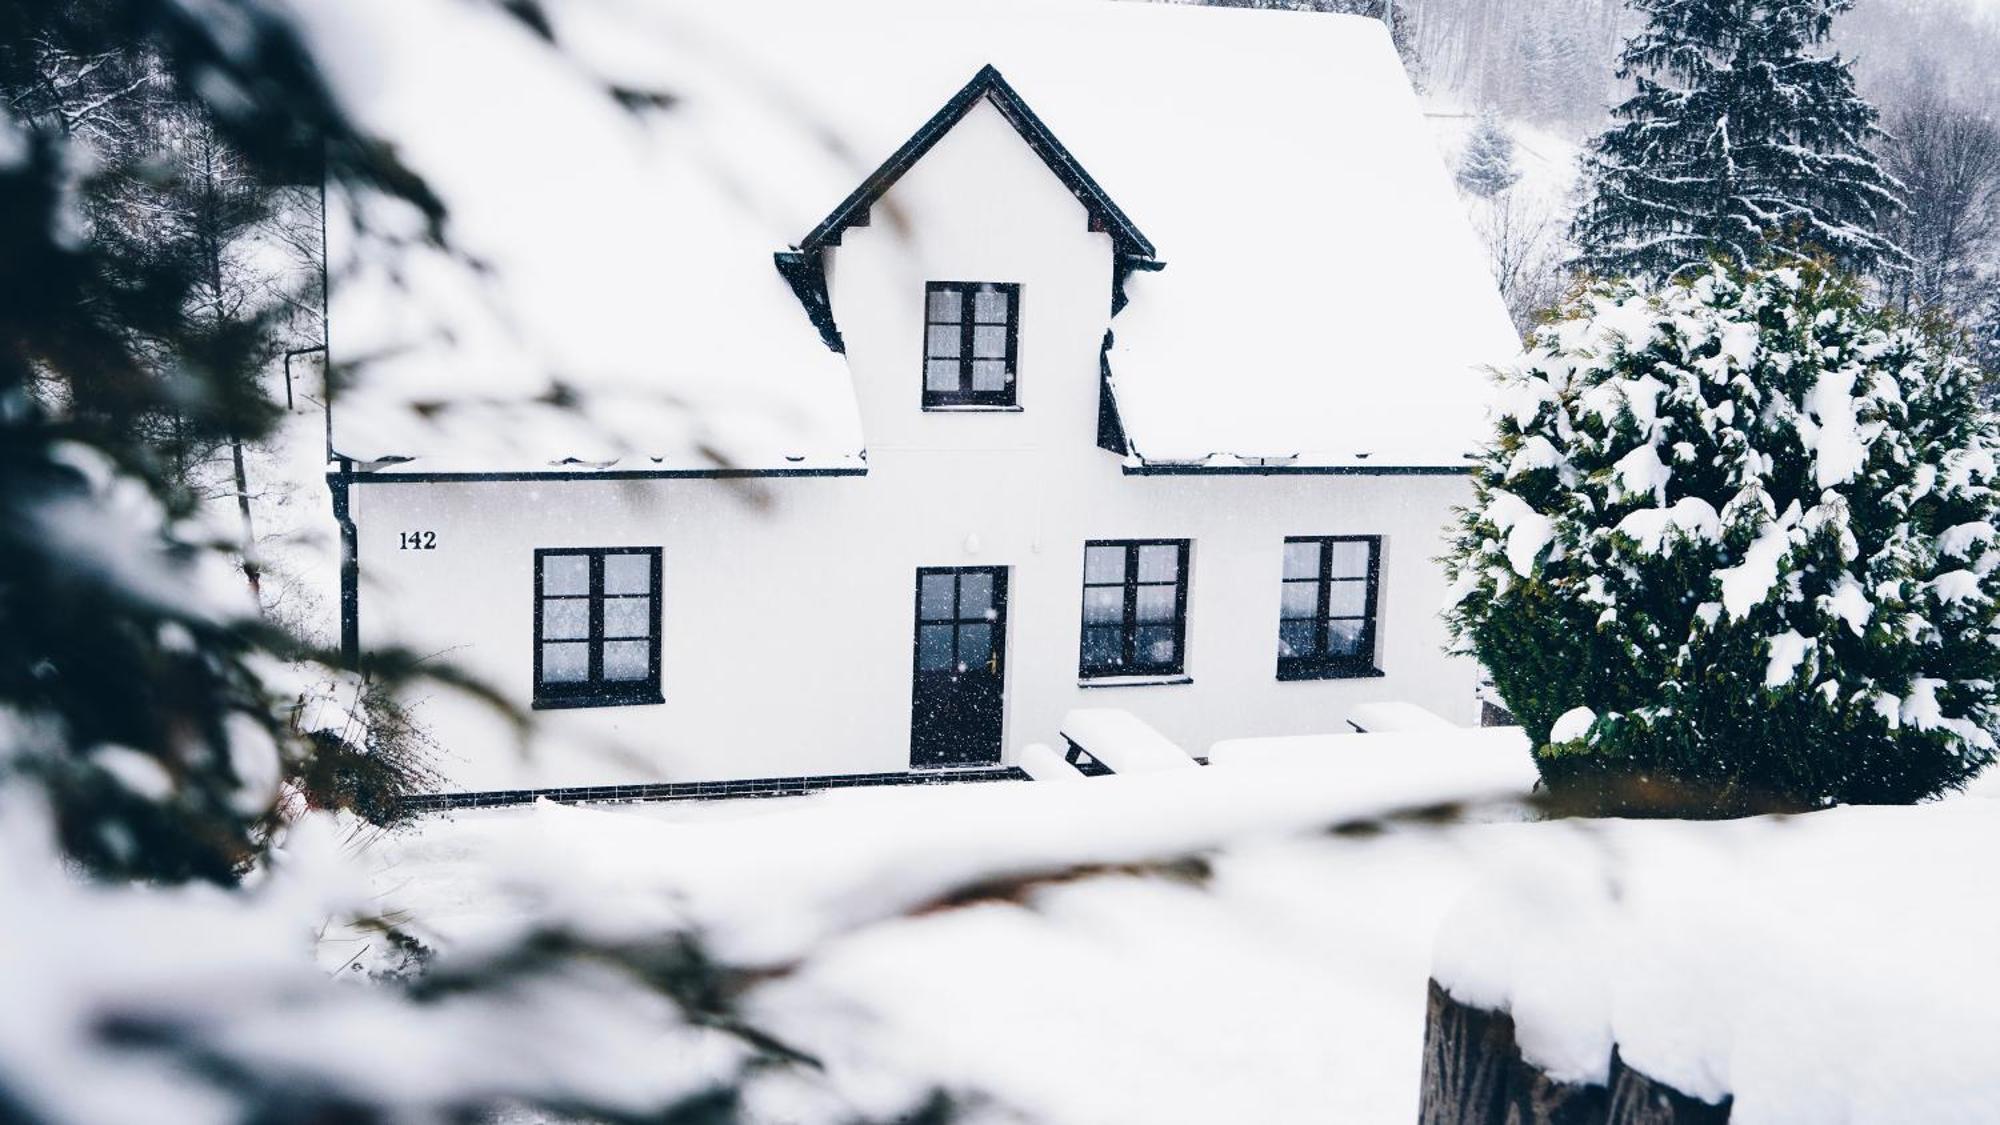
[399,531,437,550]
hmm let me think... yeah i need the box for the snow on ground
[1422,101,1582,208]
[247,355,342,639]
[360,730,1538,968]
[1436,797,2000,1124]
[354,731,1533,1121]
[1424,99,1582,329]
[353,737,2000,1123]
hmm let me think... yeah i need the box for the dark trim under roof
[776,64,1162,353]
[1121,463,1472,477]
[334,466,868,484]
[801,63,1154,259]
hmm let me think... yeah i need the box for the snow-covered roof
[314,0,1518,473]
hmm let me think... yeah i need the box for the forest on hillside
[1200,0,2000,363]
[1198,0,1999,136]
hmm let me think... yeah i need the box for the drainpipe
[329,460,360,669]
[283,344,325,411]
[315,154,361,668]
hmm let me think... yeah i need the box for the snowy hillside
[1424,102,1580,203]
[1422,100,1578,332]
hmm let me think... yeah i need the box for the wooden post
[1418,979,1730,1124]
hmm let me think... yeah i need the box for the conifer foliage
[1572,0,1905,281]
[1456,110,1522,198]
[1447,262,2000,814]
[0,3,915,1121]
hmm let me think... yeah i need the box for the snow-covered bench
[1017,742,1088,783]
[1057,709,1199,777]
[1342,701,1456,734]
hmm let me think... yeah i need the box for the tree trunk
[230,434,261,605]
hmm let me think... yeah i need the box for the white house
[320,0,1520,803]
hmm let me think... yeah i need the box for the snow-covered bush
[1447,262,2000,814]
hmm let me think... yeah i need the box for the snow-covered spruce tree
[1456,111,1521,199]
[1446,261,2000,815]
[1572,0,1905,282]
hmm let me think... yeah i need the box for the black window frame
[912,566,1011,676]
[1276,535,1383,681]
[1077,539,1191,679]
[532,546,665,709]
[921,281,1021,409]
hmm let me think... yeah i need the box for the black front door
[911,566,1008,768]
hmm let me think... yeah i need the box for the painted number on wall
[399,530,437,551]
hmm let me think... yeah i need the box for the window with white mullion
[534,547,663,708]
[1079,539,1190,677]
[922,281,1019,408]
[1277,536,1381,680]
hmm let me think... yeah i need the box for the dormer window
[923,281,1020,409]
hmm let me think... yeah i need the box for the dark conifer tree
[1572,0,1905,281]
[0,5,911,1119]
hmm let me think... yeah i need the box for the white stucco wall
[343,95,1483,792]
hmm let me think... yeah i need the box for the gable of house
[776,64,1155,355]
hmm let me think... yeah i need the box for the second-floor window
[923,281,1019,409]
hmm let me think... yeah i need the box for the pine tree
[1572,0,1906,282]
[1518,13,1585,127]
[1457,110,1522,198]
[1446,260,2000,815]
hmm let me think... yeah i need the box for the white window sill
[924,404,1024,413]
[1077,674,1193,689]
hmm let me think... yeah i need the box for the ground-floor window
[533,547,663,708]
[1079,539,1190,677]
[1277,535,1381,680]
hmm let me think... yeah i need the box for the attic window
[923,282,1019,409]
